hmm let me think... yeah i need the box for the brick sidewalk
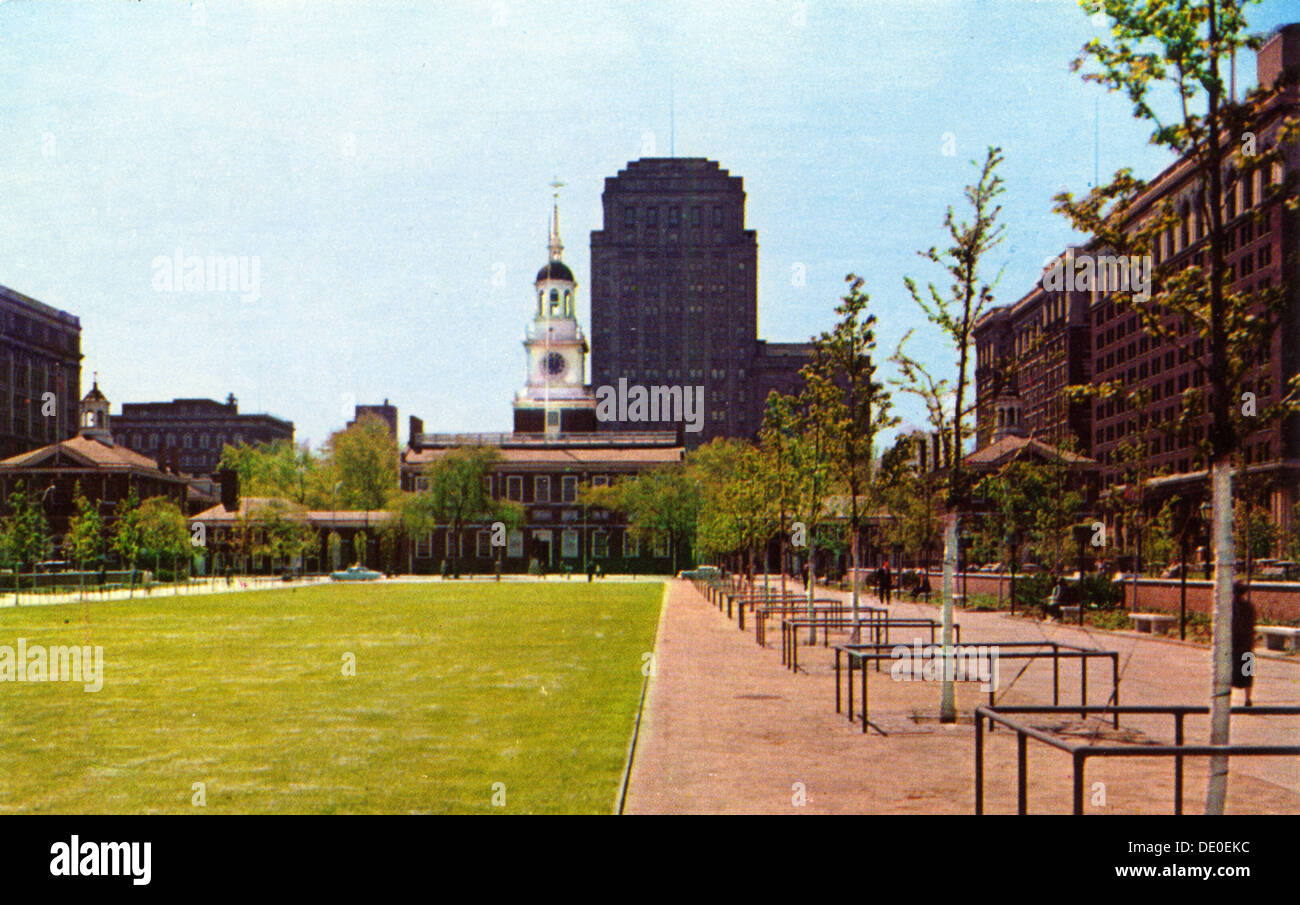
[623,579,1300,814]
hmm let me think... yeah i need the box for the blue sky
[1,0,1295,448]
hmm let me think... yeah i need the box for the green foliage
[0,480,53,572]
[802,275,897,544]
[218,439,331,507]
[256,499,317,566]
[592,462,699,572]
[902,146,1007,507]
[402,446,517,576]
[976,453,1085,576]
[65,483,104,571]
[328,414,400,511]
[689,439,776,568]
[137,496,191,567]
[111,488,145,574]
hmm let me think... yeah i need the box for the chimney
[1256,23,1300,92]
[408,416,424,446]
[216,467,239,513]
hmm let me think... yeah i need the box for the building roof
[536,261,575,283]
[964,434,1097,470]
[0,434,188,482]
[404,445,682,469]
[192,496,397,527]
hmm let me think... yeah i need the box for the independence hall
[974,24,1300,546]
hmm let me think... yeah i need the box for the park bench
[1128,613,1176,634]
[1257,625,1300,652]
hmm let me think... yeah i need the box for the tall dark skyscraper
[590,158,809,445]
[0,284,81,459]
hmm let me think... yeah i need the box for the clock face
[545,352,568,378]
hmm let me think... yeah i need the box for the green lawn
[0,580,664,814]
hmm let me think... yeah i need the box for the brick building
[111,393,294,477]
[974,24,1300,544]
[0,284,81,458]
[0,383,197,544]
[589,157,810,445]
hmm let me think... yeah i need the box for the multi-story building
[398,206,686,573]
[0,284,81,458]
[589,157,810,445]
[111,393,294,476]
[347,400,398,438]
[0,383,196,542]
[974,23,1300,543]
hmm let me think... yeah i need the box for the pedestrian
[1231,581,1256,707]
[881,562,892,605]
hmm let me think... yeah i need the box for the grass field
[0,580,664,814]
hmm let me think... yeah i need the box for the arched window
[563,290,571,314]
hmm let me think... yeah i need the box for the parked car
[330,565,382,582]
[677,566,723,580]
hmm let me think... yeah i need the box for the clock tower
[513,191,598,435]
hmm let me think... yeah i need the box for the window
[506,476,523,501]
[690,206,701,227]
[646,206,657,227]
[150,434,159,449]
[624,205,635,228]
[561,475,578,502]
[415,475,430,492]
[624,533,640,558]
[535,476,551,503]
[652,534,669,558]
[668,206,680,226]
[416,532,432,558]
[183,433,193,449]
[476,531,492,558]
[713,205,723,227]
[200,434,210,449]
[592,531,609,559]
[562,529,579,559]
[591,474,609,488]
[166,433,176,448]
[507,530,524,559]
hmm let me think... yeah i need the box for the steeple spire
[548,178,565,261]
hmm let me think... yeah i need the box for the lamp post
[1071,522,1091,625]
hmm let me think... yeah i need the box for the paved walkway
[624,579,1300,814]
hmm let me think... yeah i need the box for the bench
[1128,613,1176,634]
[1257,625,1300,652]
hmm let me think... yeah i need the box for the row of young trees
[599,0,1300,814]
[0,481,192,601]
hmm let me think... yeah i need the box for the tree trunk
[940,512,958,723]
[850,522,862,643]
[1205,461,1235,814]
[806,540,817,646]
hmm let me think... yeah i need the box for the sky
[1,0,1296,449]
